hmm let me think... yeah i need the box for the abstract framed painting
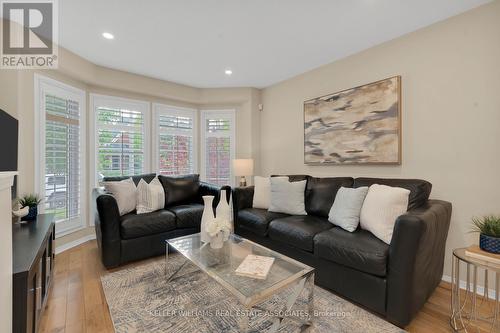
[304,76,401,165]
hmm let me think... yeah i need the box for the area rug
[100,254,405,333]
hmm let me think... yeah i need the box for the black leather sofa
[232,175,451,327]
[93,173,229,268]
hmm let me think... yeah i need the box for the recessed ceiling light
[224,69,232,76]
[102,32,114,40]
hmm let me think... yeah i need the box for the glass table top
[453,248,500,273]
[166,233,314,307]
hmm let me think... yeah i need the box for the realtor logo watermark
[1,0,58,68]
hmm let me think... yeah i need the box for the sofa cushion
[103,173,156,186]
[167,204,204,229]
[314,227,389,276]
[237,208,289,237]
[158,174,200,207]
[305,177,354,217]
[120,210,176,240]
[268,215,333,252]
[353,177,431,210]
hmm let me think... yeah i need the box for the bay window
[200,110,236,186]
[90,95,150,184]
[153,104,196,176]
[35,75,86,236]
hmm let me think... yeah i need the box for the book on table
[465,245,500,264]
[235,254,275,280]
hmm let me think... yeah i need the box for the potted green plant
[18,194,42,221]
[472,215,500,254]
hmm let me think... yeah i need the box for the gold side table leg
[472,265,477,322]
[451,255,464,332]
[494,273,499,331]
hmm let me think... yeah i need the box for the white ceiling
[59,0,490,88]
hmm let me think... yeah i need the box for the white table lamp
[233,159,254,187]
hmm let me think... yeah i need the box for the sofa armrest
[232,186,254,211]
[198,182,231,209]
[92,188,122,268]
[386,199,452,326]
[232,186,254,227]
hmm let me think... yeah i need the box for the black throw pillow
[158,174,200,207]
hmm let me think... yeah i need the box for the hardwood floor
[39,240,114,333]
[39,240,491,333]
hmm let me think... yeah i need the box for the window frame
[200,109,236,187]
[152,103,198,176]
[34,74,87,237]
[89,94,151,187]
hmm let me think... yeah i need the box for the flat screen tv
[0,108,19,204]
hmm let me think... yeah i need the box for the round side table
[451,248,500,332]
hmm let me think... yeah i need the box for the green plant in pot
[472,215,500,254]
[18,194,42,221]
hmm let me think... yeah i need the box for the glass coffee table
[165,233,315,332]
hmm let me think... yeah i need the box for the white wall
[0,70,18,117]
[260,1,500,278]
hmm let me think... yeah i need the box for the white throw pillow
[252,176,271,209]
[136,177,165,214]
[360,184,410,244]
[328,186,369,232]
[268,178,307,215]
[103,178,137,216]
[252,176,288,209]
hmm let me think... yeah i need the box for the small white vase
[210,232,224,249]
[200,195,215,243]
[216,189,231,224]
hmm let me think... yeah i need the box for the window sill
[55,224,86,239]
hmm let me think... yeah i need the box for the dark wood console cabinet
[13,214,55,333]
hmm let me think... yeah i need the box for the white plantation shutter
[36,75,86,235]
[91,96,149,183]
[201,110,235,186]
[154,105,196,176]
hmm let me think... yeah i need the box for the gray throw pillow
[328,186,369,232]
[103,178,137,216]
[268,178,307,215]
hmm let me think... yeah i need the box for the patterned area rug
[101,254,405,333]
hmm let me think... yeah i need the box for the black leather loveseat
[233,175,451,327]
[93,173,229,268]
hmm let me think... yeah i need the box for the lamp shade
[233,159,254,176]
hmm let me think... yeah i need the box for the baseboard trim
[442,274,497,300]
[55,234,96,254]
